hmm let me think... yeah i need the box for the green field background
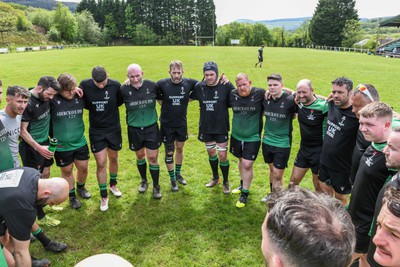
[0,46,399,266]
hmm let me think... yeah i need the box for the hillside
[2,0,78,11]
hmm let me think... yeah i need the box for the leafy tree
[53,2,77,42]
[124,3,136,39]
[215,26,229,46]
[132,23,157,45]
[28,9,53,32]
[309,0,358,46]
[75,10,101,44]
[104,14,117,37]
[48,25,60,41]
[16,13,32,31]
[251,23,272,46]
[196,0,216,45]
[341,19,361,47]
[0,11,17,33]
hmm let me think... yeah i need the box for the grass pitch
[1,46,400,266]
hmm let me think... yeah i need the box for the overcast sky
[214,0,399,25]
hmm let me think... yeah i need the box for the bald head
[296,79,315,105]
[37,178,69,206]
[127,63,144,88]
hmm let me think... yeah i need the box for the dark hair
[37,76,61,92]
[0,80,2,87]
[265,187,355,267]
[331,76,353,91]
[382,186,400,218]
[267,73,283,82]
[6,85,30,98]
[92,66,107,82]
[57,74,77,91]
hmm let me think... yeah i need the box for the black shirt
[297,98,328,147]
[156,78,197,127]
[190,81,235,134]
[80,78,122,133]
[0,167,40,241]
[350,130,371,184]
[348,143,396,235]
[320,101,359,171]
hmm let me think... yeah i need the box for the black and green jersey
[297,98,328,147]
[50,94,87,152]
[80,78,122,133]
[0,120,14,171]
[366,172,400,267]
[120,80,158,128]
[21,93,50,143]
[262,91,296,148]
[320,101,359,171]
[348,142,396,235]
[156,78,198,127]
[190,81,235,134]
[229,87,265,142]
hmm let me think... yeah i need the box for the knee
[109,155,118,165]
[164,143,175,164]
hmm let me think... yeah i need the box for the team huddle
[1,59,400,267]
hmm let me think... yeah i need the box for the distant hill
[2,0,78,12]
[236,17,387,31]
[236,17,311,31]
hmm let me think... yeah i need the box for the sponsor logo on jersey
[214,91,219,99]
[365,151,378,167]
[307,110,315,121]
[338,116,346,127]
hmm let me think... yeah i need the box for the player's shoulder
[143,79,157,87]
[156,78,169,86]
[79,78,92,87]
[107,78,121,87]
[252,87,266,94]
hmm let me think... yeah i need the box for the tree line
[1,0,399,49]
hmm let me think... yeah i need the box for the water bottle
[48,138,58,152]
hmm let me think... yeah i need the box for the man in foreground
[156,60,197,191]
[319,77,359,205]
[367,126,400,267]
[190,62,235,194]
[229,73,265,207]
[261,74,296,196]
[261,187,355,267]
[0,167,69,267]
[0,85,30,167]
[348,102,395,267]
[80,66,123,211]
[120,63,162,199]
[51,74,91,210]
[289,79,327,192]
[372,186,400,267]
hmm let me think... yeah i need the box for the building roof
[380,14,400,27]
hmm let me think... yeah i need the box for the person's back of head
[262,187,355,267]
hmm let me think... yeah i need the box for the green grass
[1,46,400,266]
